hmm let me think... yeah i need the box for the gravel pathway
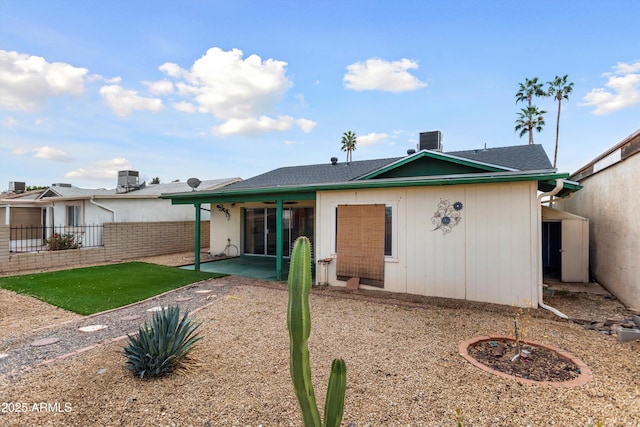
[0,277,234,384]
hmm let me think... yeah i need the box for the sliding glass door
[243,207,314,257]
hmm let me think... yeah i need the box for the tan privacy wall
[336,204,385,286]
[0,221,209,274]
[558,153,640,311]
[315,182,539,308]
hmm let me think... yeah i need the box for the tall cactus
[287,236,346,427]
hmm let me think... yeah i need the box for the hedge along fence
[0,221,210,274]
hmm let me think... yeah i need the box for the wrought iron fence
[9,224,104,253]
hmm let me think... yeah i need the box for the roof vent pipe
[330,157,338,165]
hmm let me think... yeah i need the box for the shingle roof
[39,178,239,199]
[219,157,401,190]
[219,144,553,191]
[450,144,553,171]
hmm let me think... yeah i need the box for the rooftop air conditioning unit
[8,181,26,194]
[117,170,141,193]
[418,131,443,152]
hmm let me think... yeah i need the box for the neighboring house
[0,188,47,227]
[1,172,241,251]
[164,132,581,310]
[557,129,640,311]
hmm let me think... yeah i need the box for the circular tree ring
[459,335,593,387]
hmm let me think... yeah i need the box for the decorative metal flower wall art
[431,199,464,234]
[216,204,231,221]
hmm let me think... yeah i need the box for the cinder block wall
[0,225,9,271]
[0,221,210,275]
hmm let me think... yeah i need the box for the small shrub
[123,305,202,378]
[46,232,80,251]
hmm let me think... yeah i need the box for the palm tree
[340,131,357,163]
[515,77,546,108]
[515,77,547,144]
[547,75,574,168]
[515,106,547,144]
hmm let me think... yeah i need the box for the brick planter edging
[458,335,593,388]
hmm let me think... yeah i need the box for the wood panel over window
[336,204,385,287]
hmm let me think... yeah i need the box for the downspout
[537,179,569,319]
[90,198,116,221]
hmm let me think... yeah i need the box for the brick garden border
[458,335,593,388]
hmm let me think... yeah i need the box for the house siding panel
[316,182,537,308]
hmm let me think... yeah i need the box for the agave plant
[123,305,202,378]
[288,236,347,427]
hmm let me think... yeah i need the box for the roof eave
[162,170,569,204]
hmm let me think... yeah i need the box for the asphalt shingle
[219,144,553,191]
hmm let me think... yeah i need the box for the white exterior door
[561,219,589,282]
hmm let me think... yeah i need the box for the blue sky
[1,0,639,190]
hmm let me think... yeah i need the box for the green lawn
[0,262,225,315]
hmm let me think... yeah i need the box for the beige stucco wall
[316,181,539,308]
[558,153,640,310]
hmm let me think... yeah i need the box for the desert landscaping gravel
[1,255,639,426]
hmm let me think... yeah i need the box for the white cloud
[0,50,88,111]
[358,132,389,146]
[296,118,317,133]
[344,58,427,92]
[144,79,174,95]
[582,61,640,115]
[159,47,309,135]
[65,157,133,180]
[33,146,73,162]
[99,85,164,117]
[213,116,316,136]
[173,101,197,113]
[213,115,295,136]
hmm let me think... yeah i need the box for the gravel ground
[1,254,639,426]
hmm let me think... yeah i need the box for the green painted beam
[194,203,201,271]
[276,199,283,281]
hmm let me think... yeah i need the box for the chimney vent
[330,157,338,165]
[419,131,443,152]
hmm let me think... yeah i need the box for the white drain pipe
[90,198,116,222]
[537,179,569,319]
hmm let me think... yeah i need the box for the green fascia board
[539,179,582,197]
[162,170,570,205]
[359,150,513,180]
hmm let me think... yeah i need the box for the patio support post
[194,202,201,271]
[276,198,283,280]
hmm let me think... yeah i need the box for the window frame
[66,204,82,227]
[333,201,397,260]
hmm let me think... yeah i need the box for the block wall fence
[0,221,210,275]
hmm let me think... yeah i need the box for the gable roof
[38,178,240,200]
[162,143,581,205]
[216,144,553,192]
